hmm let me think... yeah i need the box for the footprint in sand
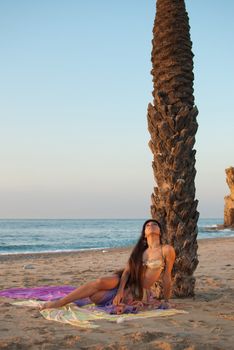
[210,326,223,335]
[37,278,54,283]
[151,341,172,350]
[63,335,81,346]
[206,278,222,287]
[4,314,13,320]
[188,320,208,329]
[218,313,234,321]
[128,331,165,343]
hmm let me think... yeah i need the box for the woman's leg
[40,275,120,309]
[89,290,110,304]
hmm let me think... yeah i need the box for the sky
[0,0,233,219]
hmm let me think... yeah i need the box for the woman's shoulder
[162,244,176,258]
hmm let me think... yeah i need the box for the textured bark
[147,0,199,297]
[224,167,234,227]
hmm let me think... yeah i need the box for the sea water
[0,218,233,255]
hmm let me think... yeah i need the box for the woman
[40,219,175,312]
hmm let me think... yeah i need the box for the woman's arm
[112,264,130,305]
[161,245,176,306]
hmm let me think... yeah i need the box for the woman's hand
[115,303,126,314]
[113,289,124,305]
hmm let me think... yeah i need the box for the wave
[0,246,112,256]
[199,225,234,233]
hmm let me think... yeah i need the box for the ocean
[0,218,233,255]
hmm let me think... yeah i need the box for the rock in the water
[224,167,234,227]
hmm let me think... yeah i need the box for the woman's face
[144,221,161,238]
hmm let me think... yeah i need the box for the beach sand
[0,237,234,350]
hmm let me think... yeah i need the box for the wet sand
[0,237,234,349]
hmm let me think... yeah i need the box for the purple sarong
[0,286,90,307]
[0,286,138,314]
[96,288,138,314]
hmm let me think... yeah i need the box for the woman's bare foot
[39,300,62,310]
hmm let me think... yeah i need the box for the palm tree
[147,0,199,297]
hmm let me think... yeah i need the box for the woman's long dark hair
[127,219,162,299]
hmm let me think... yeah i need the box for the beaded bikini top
[142,247,165,270]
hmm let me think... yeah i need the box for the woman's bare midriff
[142,268,163,289]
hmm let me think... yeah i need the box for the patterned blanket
[11,300,188,329]
[0,286,188,328]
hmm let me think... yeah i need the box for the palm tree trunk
[147,0,199,297]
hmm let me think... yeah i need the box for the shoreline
[0,245,131,262]
[0,235,233,262]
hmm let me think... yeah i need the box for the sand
[0,237,234,350]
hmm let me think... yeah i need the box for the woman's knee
[94,278,103,289]
[95,276,119,290]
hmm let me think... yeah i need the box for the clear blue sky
[0,0,233,219]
